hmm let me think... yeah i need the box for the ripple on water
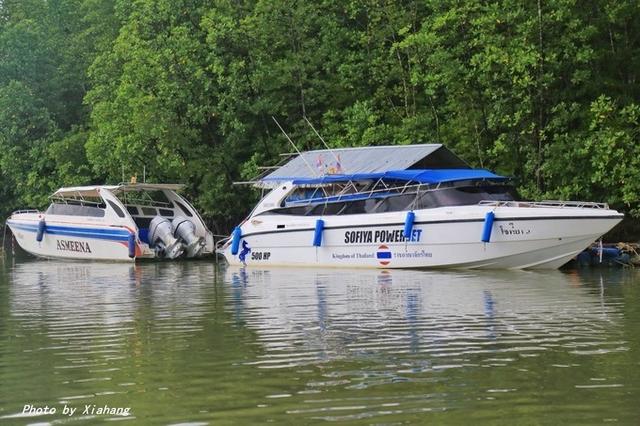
[1,260,217,424]
[1,261,636,424]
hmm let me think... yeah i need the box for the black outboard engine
[148,216,185,259]
[172,216,205,258]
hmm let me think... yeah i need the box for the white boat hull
[221,206,623,270]
[7,218,138,261]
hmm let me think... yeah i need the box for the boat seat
[132,216,153,244]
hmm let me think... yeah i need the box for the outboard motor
[172,216,205,258]
[148,216,184,259]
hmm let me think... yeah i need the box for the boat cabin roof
[51,183,185,198]
[257,144,470,187]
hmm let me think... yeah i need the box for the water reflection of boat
[8,261,139,320]
[8,260,214,326]
[224,266,623,367]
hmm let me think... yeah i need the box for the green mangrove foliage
[1,0,639,229]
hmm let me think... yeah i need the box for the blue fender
[231,226,242,255]
[313,219,325,247]
[36,219,46,242]
[403,211,415,239]
[481,211,495,243]
[128,233,136,258]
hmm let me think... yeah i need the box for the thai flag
[376,244,392,266]
[316,154,324,174]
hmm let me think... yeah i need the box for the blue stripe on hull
[8,221,131,242]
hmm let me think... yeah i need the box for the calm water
[1,254,640,425]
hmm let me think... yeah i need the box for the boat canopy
[290,169,507,186]
[111,183,185,194]
[52,183,186,198]
[259,144,469,186]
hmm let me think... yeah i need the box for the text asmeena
[56,239,92,253]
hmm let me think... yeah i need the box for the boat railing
[478,200,610,209]
[11,209,40,215]
[215,234,232,252]
[49,192,110,208]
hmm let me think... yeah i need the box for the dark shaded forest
[1,0,638,233]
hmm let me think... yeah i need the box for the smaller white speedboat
[6,184,214,261]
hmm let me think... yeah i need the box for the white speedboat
[219,145,623,269]
[7,183,214,261]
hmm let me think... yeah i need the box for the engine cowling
[148,216,184,259]
[172,216,205,258]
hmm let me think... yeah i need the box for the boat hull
[221,207,623,270]
[6,183,215,262]
[7,218,136,261]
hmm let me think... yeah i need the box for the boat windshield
[261,181,518,216]
[46,199,106,217]
[283,182,369,206]
[117,189,173,207]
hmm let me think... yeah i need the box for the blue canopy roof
[383,169,507,183]
[290,169,507,185]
